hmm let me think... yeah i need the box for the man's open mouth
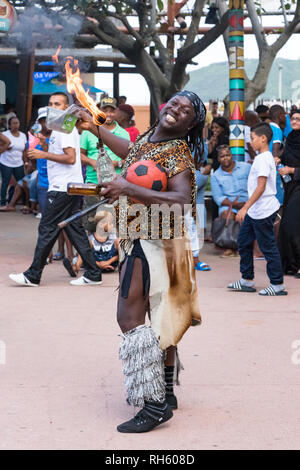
[165,113,176,124]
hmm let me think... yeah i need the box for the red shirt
[126,126,140,142]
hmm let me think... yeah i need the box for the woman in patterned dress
[79,91,206,433]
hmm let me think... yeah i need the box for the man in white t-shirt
[228,122,287,296]
[9,92,102,287]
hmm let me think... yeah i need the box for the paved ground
[0,210,300,450]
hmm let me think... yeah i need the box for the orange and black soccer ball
[124,160,168,192]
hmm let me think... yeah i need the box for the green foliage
[9,0,169,16]
[254,0,297,15]
[253,1,266,15]
[279,0,297,11]
[157,0,164,11]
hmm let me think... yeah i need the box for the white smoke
[10,3,84,51]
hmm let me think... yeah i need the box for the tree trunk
[126,47,172,115]
[244,48,276,107]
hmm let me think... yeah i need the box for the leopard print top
[117,129,196,240]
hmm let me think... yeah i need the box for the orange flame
[52,45,62,64]
[65,57,106,126]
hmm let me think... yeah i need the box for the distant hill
[186,58,300,102]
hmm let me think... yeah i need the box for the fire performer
[78,90,206,433]
[9,92,102,287]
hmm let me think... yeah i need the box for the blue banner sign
[33,72,59,83]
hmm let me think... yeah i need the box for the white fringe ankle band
[119,325,165,407]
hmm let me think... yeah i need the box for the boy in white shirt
[9,92,102,287]
[228,122,287,296]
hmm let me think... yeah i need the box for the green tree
[71,0,229,113]
[10,0,230,114]
[10,1,300,113]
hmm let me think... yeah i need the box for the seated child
[0,163,38,214]
[63,210,119,277]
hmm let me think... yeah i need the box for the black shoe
[165,394,178,410]
[62,258,77,278]
[117,405,173,433]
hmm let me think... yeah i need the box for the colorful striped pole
[229,0,245,161]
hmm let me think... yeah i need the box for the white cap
[37,107,48,121]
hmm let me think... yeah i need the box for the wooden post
[113,63,120,102]
[167,0,188,59]
[16,42,35,132]
[229,0,245,162]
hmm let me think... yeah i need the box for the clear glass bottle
[96,145,116,185]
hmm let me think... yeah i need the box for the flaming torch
[52,45,62,64]
[57,55,114,229]
[65,57,106,147]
